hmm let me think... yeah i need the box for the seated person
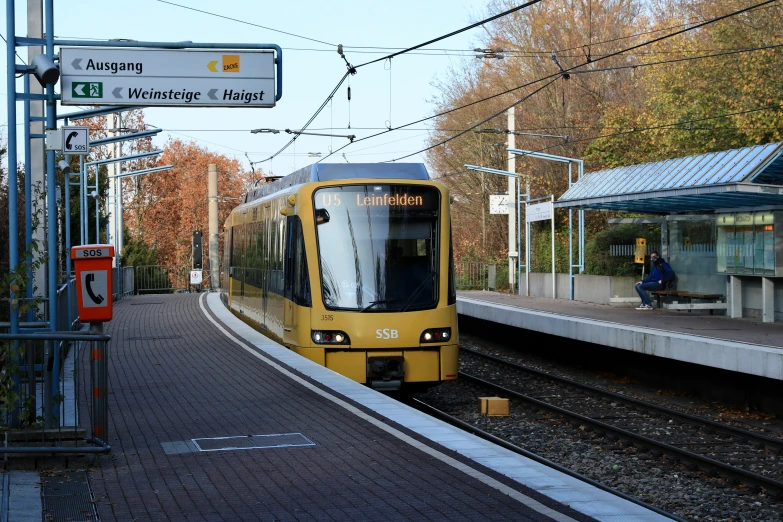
[634,251,675,310]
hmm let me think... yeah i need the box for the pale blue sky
[2,0,494,176]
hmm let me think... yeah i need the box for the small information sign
[526,202,553,223]
[634,238,647,264]
[61,126,90,155]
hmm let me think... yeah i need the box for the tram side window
[284,216,312,307]
[229,227,235,272]
[448,227,456,305]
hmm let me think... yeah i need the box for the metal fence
[0,331,110,455]
[608,244,662,257]
[455,262,488,290]
[609,243,715,258]
[56,279,79,332]
[120,266,135,299]
[134,266,210,294]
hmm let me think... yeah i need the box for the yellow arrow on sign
[207,60,218,72]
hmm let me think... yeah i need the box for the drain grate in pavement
[41,470,99,521]
[192,433,315,452]
[130,302,164,305]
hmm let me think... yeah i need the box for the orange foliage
[125,138,254,267]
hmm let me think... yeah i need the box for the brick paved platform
[79,293,670,521]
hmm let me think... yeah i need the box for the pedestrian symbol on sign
[72,82,103,98]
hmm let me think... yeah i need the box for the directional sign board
[526,201,553,223]
[61,126,90,155]
[60,47,276,107]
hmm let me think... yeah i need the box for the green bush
[583,224,660,276]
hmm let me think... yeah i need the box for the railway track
[457,346,783,497]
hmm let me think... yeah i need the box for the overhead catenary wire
[434,103,783,183]
[354,0,544,69]
[155,0,336,46]
[251,0,546,165]
[318,39,783,163]
[326,0,779,164]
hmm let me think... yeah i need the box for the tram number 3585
[376,329,399,339]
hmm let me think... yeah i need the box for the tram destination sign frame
[60,47,276,108]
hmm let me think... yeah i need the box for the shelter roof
[555,142,783,213]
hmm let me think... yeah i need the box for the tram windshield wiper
[360,299,401,313]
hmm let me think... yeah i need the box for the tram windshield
[314,185,440,312]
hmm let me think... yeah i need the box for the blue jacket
[642,258,675,285]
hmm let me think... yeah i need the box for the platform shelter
[555,142,783,322]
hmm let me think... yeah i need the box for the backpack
[660,262,677,289]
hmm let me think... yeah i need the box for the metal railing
[134,265,210,294]
[56,279,79,332]
[0,331,111,454]
[672,243,716,258]
[608,244,662,257]
[455,262,488,290]
[121,266,135,298]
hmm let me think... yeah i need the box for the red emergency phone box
[71,245,115,323]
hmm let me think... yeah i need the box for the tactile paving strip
[40,470,99,521]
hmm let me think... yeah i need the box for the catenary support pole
[551,195,556,299]
[208,164,220,291]
[7,0,18,339]
[107,114,116,248]
[24,76,33,323]
[525,177,530,297]
[507,107,516,293]
[45,0,60,415]
[28,0,47,318]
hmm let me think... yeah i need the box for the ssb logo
[222,55,240,73]
[376,329,399,339]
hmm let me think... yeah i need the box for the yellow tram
[221,163,458,391]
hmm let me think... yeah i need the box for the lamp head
[57,160,71,174]
[31,54,60,86]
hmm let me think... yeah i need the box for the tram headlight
[420,328,452,343]
[312,330,350,345]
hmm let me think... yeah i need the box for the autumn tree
[427,0,647,263]
[129,138,253,271]
[428,0,783,271]
[587,0,783,166]
[62,109,156,246]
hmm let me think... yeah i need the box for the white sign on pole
[61,126,90,155]
[526,201,553,222]
[489,194,510,215]
[60,48,276,107]
[190,270,203,285]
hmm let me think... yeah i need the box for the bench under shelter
[555,142,783,323]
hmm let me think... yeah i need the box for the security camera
[57,160,71,174]
[31,54,60,86]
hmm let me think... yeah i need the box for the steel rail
[409,398,687,522]
[457,369,783,497]
[461,347,783,450]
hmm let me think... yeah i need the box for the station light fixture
[57,160,71,175]
[31,54,60,86]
